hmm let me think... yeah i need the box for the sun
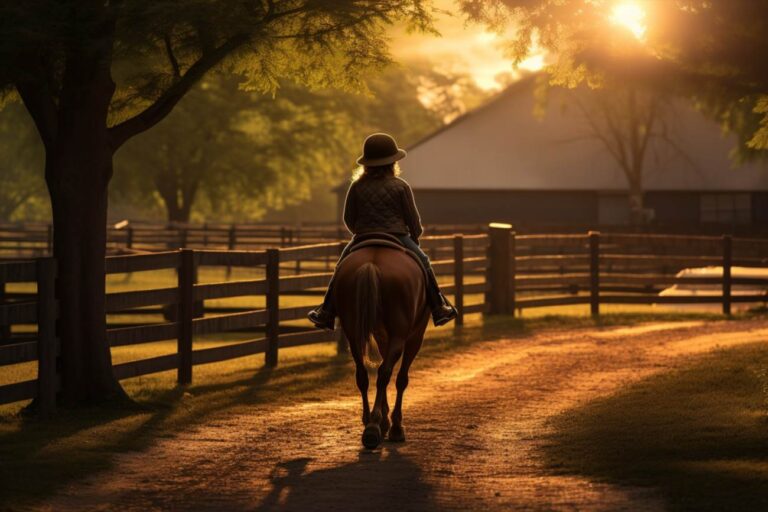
[610,2,647,40]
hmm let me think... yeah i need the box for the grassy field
[542,341,768,511]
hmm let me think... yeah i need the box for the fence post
[177,249,194,384]
[510,230,517,315]
[46,224,53,255]
[453,235,464,326]
[179,229,188,249]
[589,231,600,317]
[226,225,236,278]
[295,227,302,275]
[487,223,513,315]
[722,234,732,316]
[0,278,9,342]
[36,257,57,417]
[126,226,134,250]
[228,224,237,250]
[266,248,280,367]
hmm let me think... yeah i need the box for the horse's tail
[354,262,380,368]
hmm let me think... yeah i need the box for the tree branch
[15,79,57,151]
[163,33,181,79]
[108,33,249,150]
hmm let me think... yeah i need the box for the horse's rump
[335,247,427,358]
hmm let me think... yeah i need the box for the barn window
[700,193,751,223]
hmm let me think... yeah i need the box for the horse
[335,245,430,449]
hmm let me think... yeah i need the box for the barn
[336,76,768,231]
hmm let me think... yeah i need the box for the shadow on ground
[0,311,736,509]
[541,342,768,511]
[0,356,351,509]
[250,447,436,512]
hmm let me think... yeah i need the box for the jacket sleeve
[342,182,357,234]
[401,181,424,241]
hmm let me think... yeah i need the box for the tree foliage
[111,62,462,223]
[0,0,439,405]
[0,104,47,221]
[112,77,349,222]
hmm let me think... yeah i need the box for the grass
[542,341,768,511]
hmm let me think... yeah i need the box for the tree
[461,1,768,155]
[0,104,47,221]
[113,77,353,223]
[0,1,435,405]
[564,82,679,224]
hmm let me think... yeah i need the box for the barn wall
[753,192,768,224]
[645,192,700,224]
[408,190,598,225]
[335,188,768,230]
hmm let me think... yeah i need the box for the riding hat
[356,133,407,166]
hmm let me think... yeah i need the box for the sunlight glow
[610,2,647,40]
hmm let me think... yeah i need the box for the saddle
[345,232,429,277]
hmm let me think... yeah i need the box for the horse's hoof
[388,424,406,442]
[380,421,390,437]
[362,424,382,449]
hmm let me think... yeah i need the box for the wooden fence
[485,224,768,315]
[1,224,767,413]
[0,221,486,258]
[0,233,488,413]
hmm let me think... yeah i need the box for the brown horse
[335,246,430,449]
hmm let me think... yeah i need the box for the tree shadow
[0,355,354,508]
[252,447,438,512]
[541,342,768,511]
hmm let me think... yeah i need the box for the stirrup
[432,303,458,327]
[308,306,335,331]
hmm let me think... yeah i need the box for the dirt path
[39,320,768,511]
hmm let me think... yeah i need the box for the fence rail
[0,232,487,410]
[1,224,767,412]
[0,222,487,258]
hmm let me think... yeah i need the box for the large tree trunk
[46,145,126,404]
[40,23,127,405]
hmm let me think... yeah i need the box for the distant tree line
[0,63,484,224]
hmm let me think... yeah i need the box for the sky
[390,1,648,91]
[389,1,542,91]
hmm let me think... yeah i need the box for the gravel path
[39,319,768,511]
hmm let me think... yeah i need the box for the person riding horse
[308,133,458,330]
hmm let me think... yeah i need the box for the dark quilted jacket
[343,175,423,240]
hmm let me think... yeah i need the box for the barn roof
[397,76,768,192]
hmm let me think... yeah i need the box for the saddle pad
[347,239,429,277]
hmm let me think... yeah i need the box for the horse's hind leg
[346,327,370,426]
[389,320,427,442]
[355,359,370,426]
[362,341,402,449]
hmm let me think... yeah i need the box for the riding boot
[425,267,458,327]
[308,272,338,330]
